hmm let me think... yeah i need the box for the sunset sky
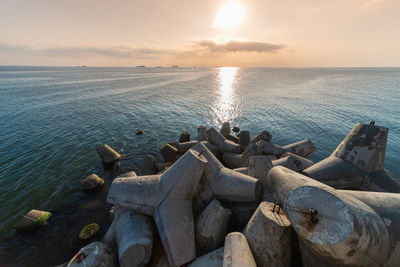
[0,0,399,67]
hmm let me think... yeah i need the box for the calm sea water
[0,66,399,266]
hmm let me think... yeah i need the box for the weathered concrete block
[197,125,207,141]
[115,208,154,267]
[177,140,199,154]
[108,149,207,266]
[238,131,250,146]
[282,139,316,157]
[220,122,231,137]
[248,156,273,191]
[257,140,285,157]
[14,209,51,232]
[269,166,391,267]
[80,174,104,190]
[272,153,314,172]
[67,242,116,267]
[179,131,190,143]
[207,127,226,147]
[250,130,272,143]
[188,247,224,267]
[223,232,256,267]
[160,143,178,162]
[140,157,157,175]
[191,142,262,204]
[195,199,231,255]
[96,144,120,164]
[243,201,292,267]
[304,123,400,192]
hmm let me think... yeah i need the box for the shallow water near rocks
[0,66,399,266]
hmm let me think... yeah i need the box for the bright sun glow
[213,1,244,29]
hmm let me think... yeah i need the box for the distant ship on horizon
[136,65,146,68]
[172,65,178,68]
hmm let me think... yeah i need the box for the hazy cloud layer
[195,40,285,53]
[0,42,166,59]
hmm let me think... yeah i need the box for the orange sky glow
[0,0,399,67]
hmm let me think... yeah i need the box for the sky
[0,0,399,67]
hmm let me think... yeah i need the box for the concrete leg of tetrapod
[238,131,250,146]
[195,199,232,255]
[282,139,316,157]
[249,130,272,143]
[197,125,207,141]
[248,155,274,191]
[272,152,314,172]
[67,242,116,267]
[223,232,256,267]
[268,166,390,267]
[243,201,292,267]
[220,122,231,137]
[115,207,154,267]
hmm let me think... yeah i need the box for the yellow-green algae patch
[79,223,100,240]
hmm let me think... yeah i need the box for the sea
[0,66,399,266]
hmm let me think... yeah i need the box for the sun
[213,1,244,29]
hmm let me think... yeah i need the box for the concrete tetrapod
[223,232,256,267]
[272,152,314,172]
[243,201,292,267]
[191,142,262,206]
[282,139,316,157]
[268,166,391,267]
[107,149,208,266]
[96,144,120,164]
[188,247,224,267]
[195,199,232,255]
[197,125,207,141]
[304,122,400,192]
[222,143,260,169]
[115,208,154,267]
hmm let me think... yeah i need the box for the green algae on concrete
[14,209,51,233]
[79,223,100,240]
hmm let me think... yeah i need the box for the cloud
[0,41,167,59]
[363,0,384,7]
[195,40,285,53]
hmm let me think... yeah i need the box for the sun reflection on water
[211,67,241,126]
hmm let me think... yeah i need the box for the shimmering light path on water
[0,66,399,266]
